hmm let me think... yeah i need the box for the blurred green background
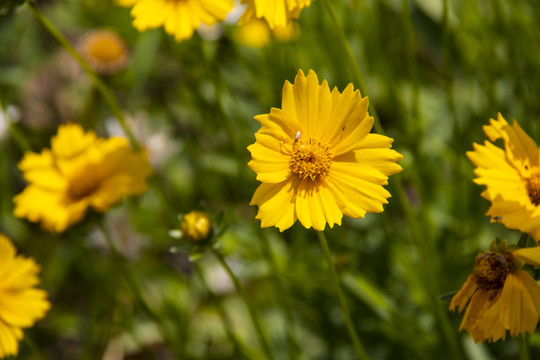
[2,0,540,359]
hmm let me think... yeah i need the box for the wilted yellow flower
[248,70,403,231]
[13,123,152,233]
[450,242,540,343]
[79,30,129,75]
[180,211,212,243]
[239,0,315,29]
[126,0,233,42]
[0,234,50,359]
[468,114,540,242]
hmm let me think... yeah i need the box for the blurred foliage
[2,0,540,359]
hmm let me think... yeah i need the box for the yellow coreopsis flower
[0,234,50,359]
[13,123,152,233]
[450,242,540,343]
[467,114,540,241]
[239,0,315,28]
[248,70,403,231]
[125,0,233,42]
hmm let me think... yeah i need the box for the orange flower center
[84,33,126,63]
[526,168,540,206]
[474,251,514,293]
[290,137,332,181]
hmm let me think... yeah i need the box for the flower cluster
[450,114,540,343]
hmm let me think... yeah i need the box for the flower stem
[211,247,275,360]
[259,230,300,360]
[317,231,369,360]
[518,334,530,360]
[98,222,182,358]
[321,0,382,134]
[193,262,248,358]
[26,0,140,151]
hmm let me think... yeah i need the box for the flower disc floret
[474,252,513,294]
[290,138,332,180]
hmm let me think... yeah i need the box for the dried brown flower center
[290,138,333,181]
[474,252,514,293]
[526,168,540,206]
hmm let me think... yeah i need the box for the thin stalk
[316,231,369,360]
[193,262,248,358]
[26,0,139,150]
[321,0,382,134]
[400,0,424,147]
[518,334,530,360]
[259,230,300,360]
[98,222,183,358]
[211,247,275,360]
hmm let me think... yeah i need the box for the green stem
[321,0,383,134]
[98,222,182,358]
[26,0,140,150]
[317,231,369,360]
[211,247,275,360]
[400,0,424,147]
[193,262,248,358]
[259,230,300,360]
[518,334,530,360]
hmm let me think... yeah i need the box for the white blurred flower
[0,105,20,141]
[105,112,181,168]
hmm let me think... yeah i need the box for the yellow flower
[13,123,152,233]
[79,30,129,75]
[467,114,540,241]
[234,20,299,47]
[127,0,233,42]
[449,243,540,343]
[0,234,50,359]
[239,0,315,29]
[234,20,271,48]
[180,211,212,243]
[248,70,403,231]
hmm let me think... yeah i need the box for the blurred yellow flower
[468,114,540,242]
[126,0,233,42]
[79,30,129,75]
[0,234,50,359]
[13,123,152,233]
[180,211,212,243]
[248,69,403,231]
[234,20,298,47]
[234,20,271,47]
[239,0,315,28]
[450,243,540,343]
